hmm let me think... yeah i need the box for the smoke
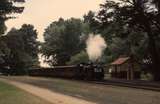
[86,34,107,62]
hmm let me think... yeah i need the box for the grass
[0,81,52,104]
[6,76,160,104]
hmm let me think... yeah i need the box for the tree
[97,0,160,80]
[0,0,25,35]
[4,24,39,74]
[0,36,10,67]
[0,0,25,66]
[83,11,100,33]
[42,18,89,66]
[19,24,39,60]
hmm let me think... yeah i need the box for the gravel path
[1,76,160,104]
[0,78,96,104]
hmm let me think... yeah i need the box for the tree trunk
[141,15,160,80]
[148,34,160,81]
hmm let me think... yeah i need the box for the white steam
[86,34,107,62]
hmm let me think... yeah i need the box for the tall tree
[97,0,160,80]
[42,18,89,66]
[4,24,39,74]
[0,0,25,66]
[83,11,100,33]
[19,24,39,60]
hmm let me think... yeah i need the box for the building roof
[111,57,130,65]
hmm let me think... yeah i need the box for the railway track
[89,79,160,92]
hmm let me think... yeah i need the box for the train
[28,63,105,81]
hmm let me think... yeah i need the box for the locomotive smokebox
[77,62,104,80]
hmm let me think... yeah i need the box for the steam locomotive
[28,63,104,81]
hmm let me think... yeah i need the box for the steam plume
[86,34,107,62]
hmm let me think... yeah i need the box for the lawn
[0,81,52,104]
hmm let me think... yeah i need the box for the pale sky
[6,0,104,42]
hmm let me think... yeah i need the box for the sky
[6,0,104,42]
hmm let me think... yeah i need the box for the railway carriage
[28,63,104,81]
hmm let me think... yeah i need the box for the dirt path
[0,78,96,104]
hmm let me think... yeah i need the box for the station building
[109,57,141,80]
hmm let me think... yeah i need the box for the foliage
[42,18,89,66]
[3,24,39,74]
[67,51,89,65]
[0,0,25,35]
[83,11,100,33]
[95,0,160,80]
[0,0,25,66]
[0,37,10,66]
